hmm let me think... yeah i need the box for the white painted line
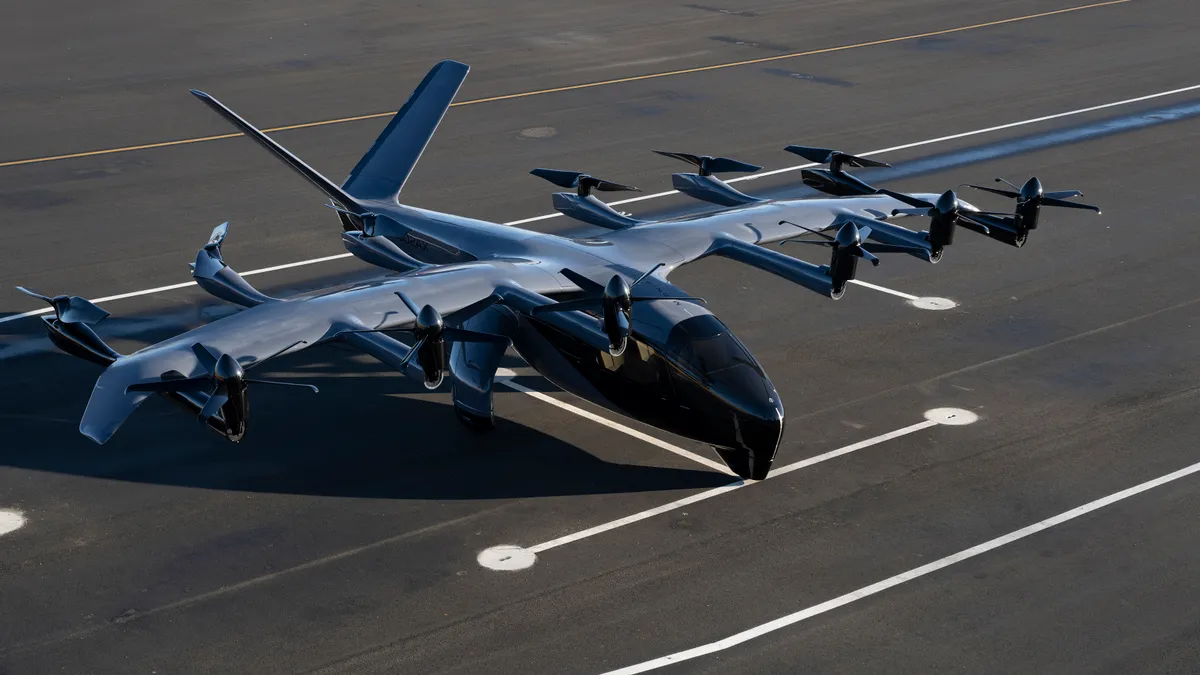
[599,457,1200,675]
[0,510,26,537]
[847,279,918,301]
[6,84,1197,326]
[480,411,964,569]
[528,479,745,555]
[500,379,733,475]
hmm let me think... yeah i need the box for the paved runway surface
[3,0,1200,672]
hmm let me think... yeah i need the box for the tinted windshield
[663,315,764,380]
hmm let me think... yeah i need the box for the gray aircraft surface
[20,60,1099,480]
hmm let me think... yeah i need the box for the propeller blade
[783,145,835,164]
[862,242,930,255]
[705,157,762,174]
[57,297,110,325]
[241,340,307,370]
[443,327,511,345]
[443,294,502,327]
[530,298,604,315]
[125,376,215,394]
[956,217,992,236]
[394,291,422,318]
[835,153,891,169]
[857,248,881,266]
[198,390,229,422]
[890,208,933,217]
[858,225,873,241]
[877,188,933,209]
[1041,197,1101,213]
[191,343,219,372]
[397,336,427,369]
[245,379,319,393]
[779,219,836,241]
[629,295,706,305]
[15,286,52,303]
[1045,190,1083,199]
[962,183,1019,198]
[530,168,584,189]
[653,150,702,166]
[630,263,665,289]
[559,268,606,294]
[592,178,641,193]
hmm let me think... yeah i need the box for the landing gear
[455,403,495,431]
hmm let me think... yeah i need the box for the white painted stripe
[7,83,1197,326]
[847,279,919,300]
[501,379,733,474]
[598,458,1200,675]
[529,419,938,553]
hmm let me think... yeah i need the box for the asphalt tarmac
[3,0,1200,672]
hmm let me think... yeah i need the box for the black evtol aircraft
[19,61,1099,480]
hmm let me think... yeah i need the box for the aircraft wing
[80,261,557,444]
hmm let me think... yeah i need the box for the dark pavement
[2,1,1199,672]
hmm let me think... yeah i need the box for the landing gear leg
[454,403,495,431]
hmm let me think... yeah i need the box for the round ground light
[478,545,537,571]
[909,297,957,311]
[924,408,979,426]
[0,510,26,537]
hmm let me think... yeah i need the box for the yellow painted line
[0,0,1132,170]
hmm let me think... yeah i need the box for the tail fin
[190,59,468,208]
[342,60,469,202]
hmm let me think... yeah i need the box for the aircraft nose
[711,388,785,481]
[738,396,785,479]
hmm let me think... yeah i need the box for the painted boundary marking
[478,411,973,570]
[0,0,1133,170]
[501,379,732,474]
[532,418,937,554]
[598,458,1200,674]
[6,82,1200,327]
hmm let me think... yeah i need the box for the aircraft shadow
[0,345,728,500]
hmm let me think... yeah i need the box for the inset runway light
[478,545,537,571]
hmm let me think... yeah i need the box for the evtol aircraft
[18,60,1100,480]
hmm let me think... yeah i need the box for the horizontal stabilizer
[342,60,470,202]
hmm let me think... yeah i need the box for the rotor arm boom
[702,236,836,298]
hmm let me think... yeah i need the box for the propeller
[784,145,891,172]
[16,286,110,325]
[126,341,317,427]
[530,168,641,197]
[963,177,1100,211]
[878,187,1012,246]
[781,220,885,266]
[652,151,761,177]
[962,176,1101,232]
[532,264,705,357]
[389,291,510,389]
